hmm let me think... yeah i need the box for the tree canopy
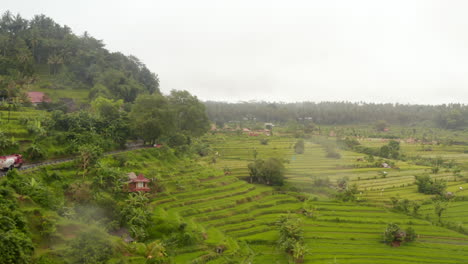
[0,11,159,103]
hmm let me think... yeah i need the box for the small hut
[127,173,151,192]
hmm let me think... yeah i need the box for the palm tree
[47,53,63,75]
[292,241,308,263]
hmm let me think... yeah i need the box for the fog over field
[4,0,468,104]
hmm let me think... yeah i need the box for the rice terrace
[1,3,468,264]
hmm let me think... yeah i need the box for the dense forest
[205,101,468,129]
[0,11,209,159]
[0,11,158,103]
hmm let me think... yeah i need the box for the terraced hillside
[0,108,47,142]
[146,134,468,263]
[13,134,467,263]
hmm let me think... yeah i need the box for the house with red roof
[27,92,51,105]
[126,172,151,192]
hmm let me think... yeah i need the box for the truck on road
[0,154,23,171]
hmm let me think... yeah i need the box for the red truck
[0,154,23,171]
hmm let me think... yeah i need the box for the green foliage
[259,138,269,145]
[67,230,115,264]
[130,94,174,144]
[6,172,64,210]
[77,144,103,177]
[405,227,417,242]
[168,133,189,148]
[378,140,400,159]
[276,214,307,261]
[0,186,34,264]
[127,240,168,262]
[39,214,57,239]
[119,192,152,241]
[93,165,124,192]
[325,147,341,159]
[26,143,46,161]
[0,229,34,264]
[168,90,210,137]
[415,174,446,195]
[0,11,159,103]
[247,157,285,186]
[434,201,448,222]
[0,130,18,154]
[294,139,305,154]
[384,223,416,245]
[384,223,404,243]
[336,184,359,202]
[375,120,388,132]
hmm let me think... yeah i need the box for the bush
[67,231,115,264]
[415,175,446,195]
[294,139,305,154]
[247,158,285,186]
[168,133,189,147]
[405,227,417,242]
[26,144,47,161]
[326,149,341,159]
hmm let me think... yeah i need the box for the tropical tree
[168,90,210,137]
[247,157,285,186]
[77,144,103,178]
[434,201,448,223]
[129,94,174,145]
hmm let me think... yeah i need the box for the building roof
[127,172,137,180]
[27,92,51,103]
[130,173,150,183]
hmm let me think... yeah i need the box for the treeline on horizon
[205,101,468,129]
[0,11,158,102]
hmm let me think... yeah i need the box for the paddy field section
[162,134,468,263]
[5,134,468,263]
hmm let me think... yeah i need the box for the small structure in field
[126,172,151,192]
[264,123,274,130]
[27,92,51,105]
[381,162,391,168]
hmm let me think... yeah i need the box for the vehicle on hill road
[0,154,24,171]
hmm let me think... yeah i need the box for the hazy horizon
[4,0,468,104]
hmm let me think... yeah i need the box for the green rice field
[142,134,468,263]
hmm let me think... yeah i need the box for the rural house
[27,92,51,105]
[126,172,151,192]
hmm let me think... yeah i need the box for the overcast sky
[4,0,468,104]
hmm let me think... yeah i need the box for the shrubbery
[67,230,115,264]
[294,139,305,154]
[276,214,307,262]
[247,157,285,186]
[415,174,446,195]
[383,223,416,246]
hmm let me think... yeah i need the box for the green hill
[0,11,159,105]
